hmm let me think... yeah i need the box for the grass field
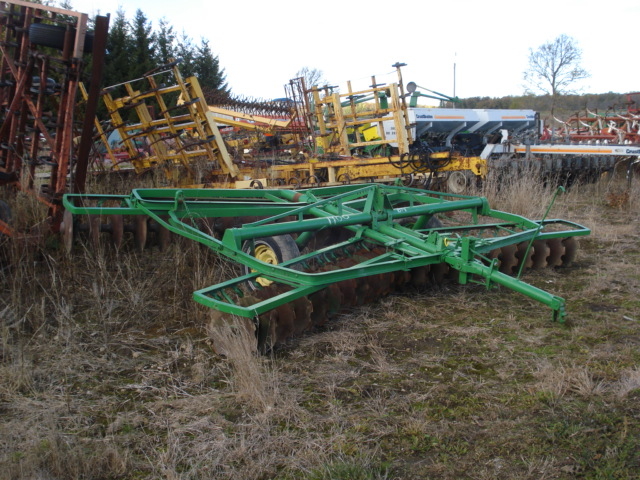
[1,174,639,479]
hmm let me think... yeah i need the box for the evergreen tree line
[98,8,228,96]
[459,92,633,120]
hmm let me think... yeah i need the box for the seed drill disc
[335,258,358,307]
[274,302,296,345]
[309,289,329,327]
[376,272,394,297]
[257,310,278,353]
[109,214,124,249]
[88,214,101,250]
[561,237,578,265]
[357,275,377,306]
[133,215,148,251]
[546,238,564,267]
[430,262,450,283]
[498,244,518,274]
[291,296,313,335]
[531,239,550,269]
[516,242,534,270]
[158,224,171,251]
[326,283,343,314]
[485,248,501,266]
[339,278,358,308]
[394,269,412,289]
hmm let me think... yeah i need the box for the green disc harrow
[63,183,589,349]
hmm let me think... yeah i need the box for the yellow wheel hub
[253,244,278,287]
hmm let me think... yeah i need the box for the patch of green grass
[286,457,389,480]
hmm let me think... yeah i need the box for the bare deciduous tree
[295,67,326,90]
[523,34,589,117]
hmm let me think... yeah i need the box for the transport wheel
[288,177,301,189]
[304,175,320,187]
[29,23,94,53]
[447,171,470,194]
[337,173,351,184]
[398,214,442,231]
[401,173,415,187]
[427,216,443,229]
[242,235,300,290]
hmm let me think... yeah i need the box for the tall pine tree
[193,39,229,95]
[129,9,155,79]
[103,8,131,88]
[175,32,196,77]
[155,18,176,67]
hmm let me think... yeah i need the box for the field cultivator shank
[63,184,589,350]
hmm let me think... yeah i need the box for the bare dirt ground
[1,175,639,479]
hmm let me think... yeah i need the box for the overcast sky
[65,0,639,103]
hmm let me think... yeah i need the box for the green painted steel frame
[63,183,590,322]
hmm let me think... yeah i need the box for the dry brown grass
[1,171,639,479]
[210,320,281,412]
[480,164,557,219]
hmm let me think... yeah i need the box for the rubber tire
[29,23,94,53]
[398,215,442,230]
[426,216,443,229]
[242,235,300,289]
[447,171,470,194]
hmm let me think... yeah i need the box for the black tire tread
[29,23,94,53]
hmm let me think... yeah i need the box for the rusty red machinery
[0,0,108,236]
[549,93,640,144]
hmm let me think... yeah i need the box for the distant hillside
[458,92,636,120]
